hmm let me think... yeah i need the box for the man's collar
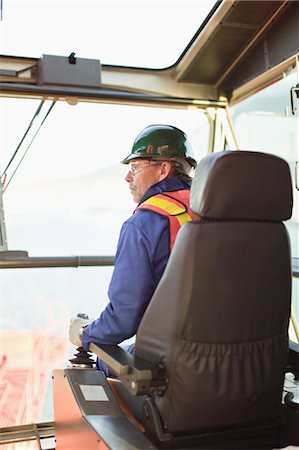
[138,176,190,206]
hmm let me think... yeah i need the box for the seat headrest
[191,151,293,221]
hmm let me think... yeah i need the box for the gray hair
[168,157,194,185]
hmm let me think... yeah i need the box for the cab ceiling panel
[184,25,253,85]
[178,1,292,90]
[221,0,299,98]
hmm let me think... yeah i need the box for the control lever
[69,313,95,368]
[77,313,89,320]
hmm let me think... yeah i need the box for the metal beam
[0,422,55,446]
[0,55,220,102]
[0,182,7,251]
[0,251,114,268]
[0,81,226,108]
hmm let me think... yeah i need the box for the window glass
[231,69,299,327]
[289,278,299,342]
[0,98,209,426]
[1,0,219,69]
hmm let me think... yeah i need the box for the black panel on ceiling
[221,1,299,98]
[179,1,289,86]
[225,0,281,26]
[185,26,253,84]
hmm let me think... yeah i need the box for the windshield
[1,99,209,427]
[0,1,216,427]
[0,0,219,69]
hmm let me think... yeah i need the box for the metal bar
[0,182,8,251]
[230,55,296,105]
[205,109,216,153]
[0,254,298,276]
[0,82,227,109]
[33,423,42,450]
[291,306,299,343]
[0,422,55,444]
[224,105,239,149]
[0,68,17,76]
[292,257,299,278]
[0,254,114,268]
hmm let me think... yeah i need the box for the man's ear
[158,161,172,180]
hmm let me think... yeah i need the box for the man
[69,124,197,362]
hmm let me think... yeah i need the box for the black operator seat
[131,150,293,448]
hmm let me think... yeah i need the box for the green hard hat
[121,124,197,168]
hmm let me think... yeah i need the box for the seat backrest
[135,150,293,433]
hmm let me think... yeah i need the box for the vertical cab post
[0,181,8,251]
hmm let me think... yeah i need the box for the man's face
[125,159,166,204]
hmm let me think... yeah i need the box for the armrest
[90,343,167,396]
[287,340,299,380]
[90,342,135,375]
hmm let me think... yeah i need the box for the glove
[69,316,92,347]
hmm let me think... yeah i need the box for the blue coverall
[82,176,191,363]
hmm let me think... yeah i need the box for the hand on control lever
[69,313,93,347]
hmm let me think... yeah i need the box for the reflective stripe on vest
[135,190,197,251]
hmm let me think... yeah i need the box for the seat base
[142,398,289,449]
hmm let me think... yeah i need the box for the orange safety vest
[135,190,197,251]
